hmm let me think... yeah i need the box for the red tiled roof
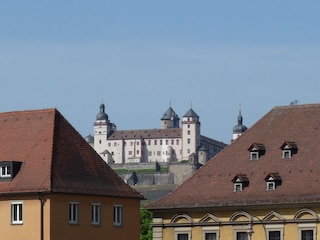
[0,109,142,198]
[147,104,320,209]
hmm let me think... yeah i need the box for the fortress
[85,103,246,190]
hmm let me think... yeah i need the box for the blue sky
[1,1,320,143]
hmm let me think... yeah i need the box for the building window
[91,203,101,225]
[166,140,169,145]
[114,142,117,146]
[234,183,243,192]
[1,165,12,178]
[250,152,259,160]
[148,151,152,156]
[280,141,298,159]
[172,139,174,145]
[298,223,316,240]
[11,202,23,224]
[99,140,101,144]
[175,227,191,240]
[137,150,140,155]
[176,139,179,145]
[130,142,133,146]
[160,140,163,145]
[129,151,133,155]
[187,139,191,144]
[177,234,189,240]
[157,151,161,156]
[266,225,283,240]
[265,173,282,190]
[267,182,275,190]
[137,141,140,145]
[248,143,265,160]
[282,150,291,159]
[188,124,190,128]
[148,140,151,145]
[187,130,190,135]
[204,233,217,240]
[301,230,314,240]
[232,174,249,192]
[236,232,248,240]
[69,202,79,224]
[108,142,111,147]
[187,149,190,154]
[113,205,123,226]
[268,231,281,240]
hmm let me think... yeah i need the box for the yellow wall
[50,193,140,240]
[0,195,49,240]
[0,193,140,240]
[157,207,320,240]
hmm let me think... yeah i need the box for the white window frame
[69,202,79,224]
[265,224,283,240]
[234,183,243,192]
[233,224,251,240]
[11,201,23,224]
[202,226,219,240]
[113,204,123,226]
[298,223,316,240]
[250,151,259,160]
[267,181,275,190]
[282,150,291,159]
[91,203,101,225]
[175,227,191,240]
[1,165,12,178]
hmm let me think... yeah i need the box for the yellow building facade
[148,104,320,240]
[0,109,142,240]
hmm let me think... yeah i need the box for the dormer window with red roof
[265,173,282,190]
[248,143,265,160]
[0,161,22,182]
[232,174,249,192]
[280,141,298,159]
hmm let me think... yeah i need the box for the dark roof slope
[108,128,182,140]
[0,108,142,198]
[148,104,320,209]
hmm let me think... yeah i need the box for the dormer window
[0,165,11,178]
[248,143,265,160]
[265,173,282,190]
[0,161,22,182]
[280,141,298,159]
[232,174,249,192]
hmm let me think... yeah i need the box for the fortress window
[176,139,179,145]
[166,140,169,145]
[160,140,163,145]
[171,139,174,145]
[148,140,151,145]
[187,139,191,144]
[154,140,157,145]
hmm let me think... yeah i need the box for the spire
[233,104,247,139]
[238,104,243,125]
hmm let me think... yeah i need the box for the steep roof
[183,108,199,118]
[148,104,320,210]
[0,108,142,198]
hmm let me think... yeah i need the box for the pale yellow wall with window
[0,193,140,240]
[157,207,320,240]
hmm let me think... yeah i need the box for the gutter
[38,193,45,240]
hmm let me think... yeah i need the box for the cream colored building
[148,104,320,240]
[86,104,227,165]
[0,108,142,240]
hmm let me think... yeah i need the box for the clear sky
[1,1,320,143]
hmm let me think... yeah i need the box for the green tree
[140,207,153,240]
